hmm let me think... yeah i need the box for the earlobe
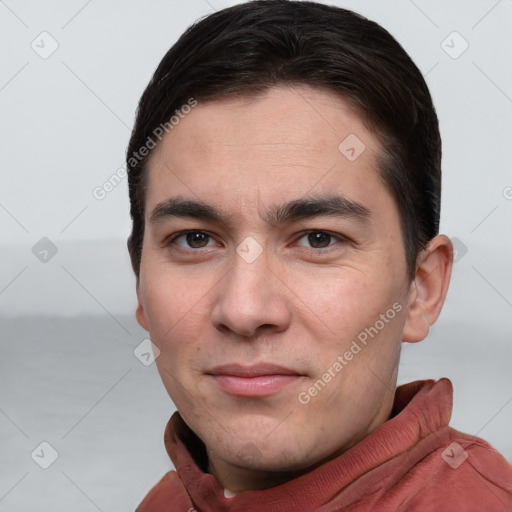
[402,302,431,343]
[135,280,150,332]
[402,235,453,343]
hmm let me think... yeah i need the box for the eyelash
[165,230,349,255]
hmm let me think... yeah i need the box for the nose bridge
[229,237,275,304]
[211,236,290,337]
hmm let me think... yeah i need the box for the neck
[207,454,309,494]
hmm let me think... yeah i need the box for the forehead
[145,85,389,221]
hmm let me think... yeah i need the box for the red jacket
[136,378,512,511]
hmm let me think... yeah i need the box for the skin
[135,85,453,494]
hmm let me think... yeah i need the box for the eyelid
[165,230,220,249]
[293,230,350,250]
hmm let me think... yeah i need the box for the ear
[402,235,453,343]
[135,278,150,332]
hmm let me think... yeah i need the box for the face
[136,85,413,480]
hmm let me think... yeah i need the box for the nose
[210,242,292,339]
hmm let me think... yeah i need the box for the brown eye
[170,231,216,249]
[296,230,343,250]
[185,232,210,248]
[307,232,332,248]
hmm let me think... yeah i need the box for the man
[126,1,512,510]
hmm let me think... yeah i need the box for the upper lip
[207,363,302,377]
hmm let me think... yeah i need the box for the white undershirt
[223,488,238,498]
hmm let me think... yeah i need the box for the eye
[167,230,218,250]
[295,230,347,250]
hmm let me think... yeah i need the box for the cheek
[150,301,208,408]
[139,269,207,384]
[291,265,400,338]
[140,259,208,333]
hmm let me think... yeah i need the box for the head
[127,0,453,492]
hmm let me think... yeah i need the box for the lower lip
[211,375,301,396]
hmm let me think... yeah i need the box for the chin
[216,429,312,472]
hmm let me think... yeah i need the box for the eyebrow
[148,193,371,228]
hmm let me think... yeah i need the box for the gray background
[1,0,511,510]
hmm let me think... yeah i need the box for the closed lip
[207,363,304,397]
[206,363,302,377]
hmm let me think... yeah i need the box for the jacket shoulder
[406,431,512,512]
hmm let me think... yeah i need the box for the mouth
[206,363,304,397]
